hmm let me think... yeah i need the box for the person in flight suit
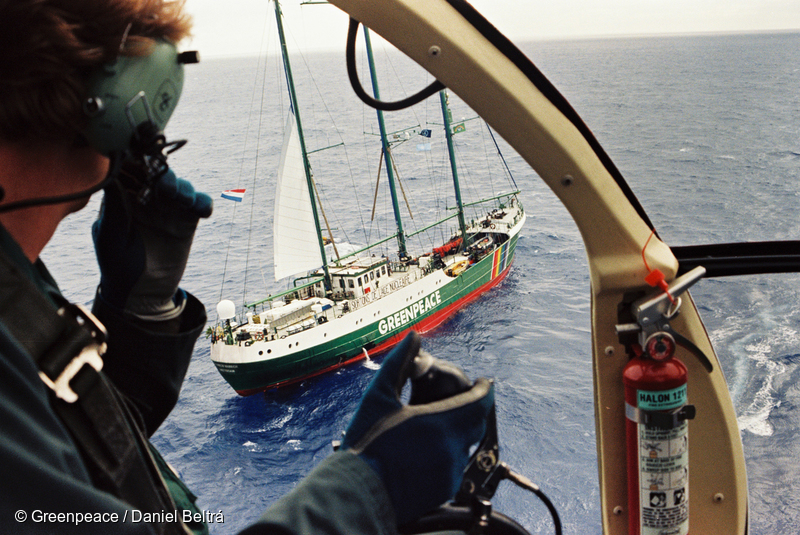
[0,2,494,534]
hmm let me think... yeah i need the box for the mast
[439,90,469,248]
[273,0,332,291]
[363,27,408,259]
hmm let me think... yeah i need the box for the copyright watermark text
[15,509,225,526]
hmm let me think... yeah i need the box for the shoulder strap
[0,249,193,535]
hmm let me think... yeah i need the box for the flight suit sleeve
[239,451,398,535]
[91,290,207,436]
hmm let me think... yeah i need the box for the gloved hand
[92,166,212,320]
[342,332,494,526]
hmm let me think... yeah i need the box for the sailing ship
[209,0,525,395]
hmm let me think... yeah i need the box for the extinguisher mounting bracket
[615,266,706,342]
[615,266,714,372]
[626,403,697,429]
[632,266,706,329]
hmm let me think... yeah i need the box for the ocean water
[42,31,800,534]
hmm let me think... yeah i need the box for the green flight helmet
[82,40,199,156]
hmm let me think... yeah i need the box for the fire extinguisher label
[637,384,687,411]
[638,420,689,535]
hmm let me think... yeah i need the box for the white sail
[273,112,322,281]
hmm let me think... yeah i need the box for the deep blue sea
[44,31,800,534]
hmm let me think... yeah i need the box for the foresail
[273,112,322,281]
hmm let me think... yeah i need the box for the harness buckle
[39,303,107,403]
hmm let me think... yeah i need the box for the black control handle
[409,350,472,405]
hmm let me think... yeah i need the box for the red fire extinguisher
[623,332,695,535]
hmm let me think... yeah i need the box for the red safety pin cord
[641,230,675,305]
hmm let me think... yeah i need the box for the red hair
[0,0,192,143]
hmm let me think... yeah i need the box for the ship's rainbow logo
[491,242,509,278]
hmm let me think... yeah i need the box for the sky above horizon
[184,0,800,58]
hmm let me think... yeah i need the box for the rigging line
[310,174,339,260]
[478,120,498,200]
[389,146,444,257]
[357,46,390,252]
[372,42,445,255]
[288,21,368,259]
[456,119,497,225]
[361,89,385,251]
[356,39,435,257]
[243,23,278,305]
[259,268,269,308]
[485,122,518,191]
[337,144,367,250]
[329,50,368,251]
[310,168,359,263]
[434,121,451,245]
[444,98,483,225]
[366,33,440,252]
[361,97,379,247]
[366,182,389,256]
[376,38,425,134]
[308,168,344,261]
[452,132,485,225]
[318,168,359,260]
[420,102,444,250]
[429,96,455,246]
[385,142,427,242]
[371,148,384,221]
[219,4,273,304]
[287,22,349,165]
[388,146,414,220]
[335,147,366,256]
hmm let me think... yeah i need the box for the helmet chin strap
[0,152,122,214]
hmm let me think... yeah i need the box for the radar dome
[216,300,236,320]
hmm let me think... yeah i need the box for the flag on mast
[221,189,246,202]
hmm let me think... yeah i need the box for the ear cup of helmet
[82,40,190,156]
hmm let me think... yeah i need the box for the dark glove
[92,167,212,320]
[342,332,494,525]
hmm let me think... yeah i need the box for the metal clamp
[455,407,504,504]
[615,266,713,372]
[625,403,696,430]
[632,266,705,331]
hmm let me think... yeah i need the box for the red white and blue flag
[221,189,246,202]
